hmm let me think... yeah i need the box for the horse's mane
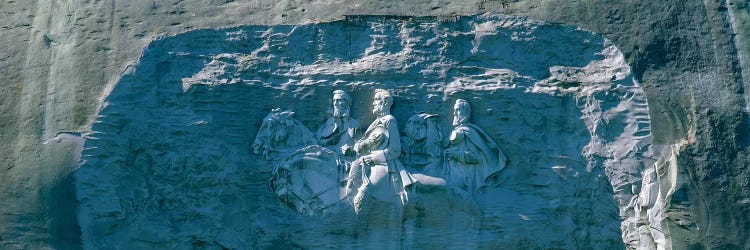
[425,116,443,149]
[422,115,443,158]
[252,109,315,157]
[403,113,443,163]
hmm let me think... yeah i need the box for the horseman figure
[260,91,504,216]
[316,90,359,157]
[345,89,416,214]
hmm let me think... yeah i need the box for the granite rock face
[77,15,651,249]
[1,1,749,249]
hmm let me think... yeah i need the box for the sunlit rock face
[76,15,653,249]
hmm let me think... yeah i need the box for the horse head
[403,113,442,168]
[252,109,293,157]
[252,108,314,159]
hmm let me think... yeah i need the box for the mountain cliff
[0,1,748,249]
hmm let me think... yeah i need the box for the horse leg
[343,159,363,196]
[409,173,447,192]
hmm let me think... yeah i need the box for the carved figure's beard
[333,107,349,119]
[373,104,387,117]
[453,115,467,126]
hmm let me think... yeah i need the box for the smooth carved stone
[252,108,315,159]
[402,113,443,175]
[268,89,472,215]
[265,89,481,217]
[269,145,344,216]
[446,99,507,194]
[267,89,453,216]
[348,89,414,213]
[315,90,359,157]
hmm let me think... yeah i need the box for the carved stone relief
[261,90,507,215]
[315,89,359,157]
[252,108,315,159]
[446,99,507,194]
[76,15,654,249]
[402,113,443,175]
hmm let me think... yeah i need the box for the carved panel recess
[77,15,655,249]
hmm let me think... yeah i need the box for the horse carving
[252,108,315,159]
[402,113,445,176]
[254,108,349,215]
[268,145,345,215]
[256,95,499,216]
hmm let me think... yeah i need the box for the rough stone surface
[77,15,647,249]
[0,0,749,249]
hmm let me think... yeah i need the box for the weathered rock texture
[76,15,646,249]
[0,0,749,249]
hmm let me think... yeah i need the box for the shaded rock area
[0,0,749,249]
[77,15,647,249]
